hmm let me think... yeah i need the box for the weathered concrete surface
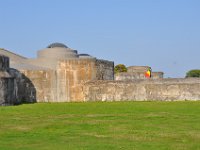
[0,55,16,105]
[0,77,16,105]
[56,59,96,102]
[0,55,10,71]
[56,58,114,102]
[9,69,46,103]
[95,59,114,80]
[12,58,114,103]
[83,78,200,101]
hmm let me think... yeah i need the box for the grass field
[0,101,200,150]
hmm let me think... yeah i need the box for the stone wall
[83,78,200,101]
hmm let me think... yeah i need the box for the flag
[145,68,151,78]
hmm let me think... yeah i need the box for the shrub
[114,64,127,74]
[186,69,200,78]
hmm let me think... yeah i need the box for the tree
[114,64,127,74]
[186,69,200,78]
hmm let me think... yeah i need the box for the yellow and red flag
[145,68,151,78]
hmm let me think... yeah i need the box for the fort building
[0,42,200,105]
[0,43,114,104]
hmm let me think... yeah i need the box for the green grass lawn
[0,101,200,150]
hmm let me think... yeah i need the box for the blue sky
[0,0,200,77]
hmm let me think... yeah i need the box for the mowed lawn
[0,102,200,150]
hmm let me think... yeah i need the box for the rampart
[83,78,200,101]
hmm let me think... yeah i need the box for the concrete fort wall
[83,78,200,101]
[10,59,97,103]
[10,69,53,103]
[56,58,97,102]
[56,58,114,102]
[14,58,114,103]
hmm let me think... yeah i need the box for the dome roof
[78,54,94,59]
[38,43,78,60]
[47,42,68,48]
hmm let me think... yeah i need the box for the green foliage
[114,64,127,74]
[186,69,200,77]
[1,102,200,150]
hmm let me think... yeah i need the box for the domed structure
[37,42,78,60]
[47,43,68,48]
